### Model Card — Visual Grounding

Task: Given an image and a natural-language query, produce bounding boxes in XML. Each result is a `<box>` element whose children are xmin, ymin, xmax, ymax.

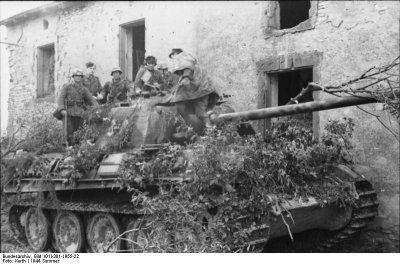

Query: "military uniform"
<box><xmin>134</xmin><ymin>65</ymin><xmax>164</xmax><ymax>91</ymax></box>
<box><xmin>161</xmin><ymin>71</ymin><xmax>178</xmax><ymax>92</ymax></box>
<box><xmin>82</xmin><ymin>75</ymin><xmax>102</xmax><ymax>96</ymax></box>
<box><xmin>57</xmin><ymin>79</ymin><xmax>98</xmax><ymax>145</ymax></box>
<box><xmin>102</xmin><ymin>77</ymin><xmax>130</xmax><ymax>103</ymax></box>
<box><xmin>166</xmin><ymin>51</ymin><xmax>219</xmax><ymax>134</ymax></box>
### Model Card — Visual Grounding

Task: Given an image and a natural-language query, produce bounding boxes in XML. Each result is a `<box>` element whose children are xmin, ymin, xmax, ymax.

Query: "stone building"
<box><xmin>1</xmin><ymin>1</ymin><xmax>399</xmax><ymax>250</ymax></box>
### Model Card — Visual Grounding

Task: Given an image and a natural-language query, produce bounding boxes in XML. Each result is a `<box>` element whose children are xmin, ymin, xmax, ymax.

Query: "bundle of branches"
<box><xmin>1</xmin><ymin>102</ymin><xmax>64</xmax><ymax>160</ymax></box>
<box><xmin>69</xmin><ymin>103</ymin><xmax>144</xmax><ymax>173</ymax></box>
<box><xmin>290</xmin><ymin>56</ymin><xmax>399</xmax><ymax>139</ymax></box>
<box><xmin>120</xmin><ymin>144</ymin><xmax>187</xmax><ymax>186</ymax></box>
<box><xmin>118</xmin><ymin>118</ymin><xmax>357</xmax><ymax>252</ymax></box>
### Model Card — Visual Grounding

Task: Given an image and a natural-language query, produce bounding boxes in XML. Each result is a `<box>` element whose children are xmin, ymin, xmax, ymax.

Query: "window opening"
<box><xmin>43</xmin><ymin>19</ymin><xmax>49</xmax><ymax>30</ymax></box>
<box><xmin>279</xmin><ymin>1</ymin><xmax>310</xmax><ymax>29</ymax></box>
<box><xmin>37</xmin><ymin>44</ymin><xmax>55</xmax><ymax>98</ymax></box>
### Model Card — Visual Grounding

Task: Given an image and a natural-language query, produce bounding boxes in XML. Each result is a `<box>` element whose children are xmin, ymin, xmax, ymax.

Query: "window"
<box><xmin>279</xmin><ymin>1</ymin><xmax>310</xmax><ymax>30</ymax></box>
<box><xmin>43</xmin><ymin>19</ymin><xmax>49</xmax><ymax>30</ymax></box>
<box><xmin>263</xmin><ymin>1</ymin><xmax>317</xmax><ymax>37</ymax></box>
<box><xmin>37</xmin><ymin>44</ymin><xmax>55</xmax><ymax>98</ymax></box>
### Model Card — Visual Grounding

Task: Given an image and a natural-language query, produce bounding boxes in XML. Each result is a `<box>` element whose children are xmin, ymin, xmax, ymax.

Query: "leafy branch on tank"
<box><xmin>110</xmin><ymin>118</ymin><xmax>359</xmax><ymax>252</ymax></box>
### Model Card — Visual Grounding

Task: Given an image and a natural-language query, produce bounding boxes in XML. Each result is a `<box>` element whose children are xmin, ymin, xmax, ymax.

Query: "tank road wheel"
<box><xmin>86</xmin><ymin>213</ymin><xmax>122</xmax><ymax>253</ymax></box>
<box><xmin>125</xmin><ymin>217</ymin><xmax>151</xmax><ymax>252</ymax></box>
<box><xmin>8</xmin><ymin>205</ymin><xmax>28</xmax><ymax>245</ymax></box>
<box><xmin>52</xmin><ymin>211</ymin><xmax>85</xmax><ymax>253</ymax></box>
<box><xmin>24</xmin><ymin>207</ymin><xmax>51</xmax><ymax>251</ymax></box>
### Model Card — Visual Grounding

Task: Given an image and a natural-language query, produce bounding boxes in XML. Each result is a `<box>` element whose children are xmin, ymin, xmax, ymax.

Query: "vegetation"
<box><xmin>115</xmin><ymin>118</ymin><xmax>357</xmax><ymax>252</ymax></box>
<box><xmin>1</xmin><ymin>102</ymin><xmax>64</xmax><ymax>159</ymax></box>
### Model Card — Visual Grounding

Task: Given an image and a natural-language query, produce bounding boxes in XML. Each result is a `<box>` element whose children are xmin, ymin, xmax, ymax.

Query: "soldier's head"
<box><xmin>157</xmin><ymin>61</ymin><xmax>169</xmax><ymax>74</ymax></box>
<box><xmin>86</xmin><ymin>61</ymin><xmax>96</xmax><ymax>75</ymax></box>
<box><xmin>71</xmin><ymin>69</ymin><xmax>84</xmax><ymax>82</ymax></box>
<box><xmin>111</xmin><ymin>67</ymin><xmax>122</xmax><ymax>78</ymax></box>
<box><xmin>145</xmin><ymin>56</ymin><xmax>157</xmax><ymax>71</ymax></box>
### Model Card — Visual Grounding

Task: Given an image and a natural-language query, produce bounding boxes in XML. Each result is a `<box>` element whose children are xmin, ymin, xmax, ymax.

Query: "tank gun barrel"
<box><xmin>212</xmin><ymin>95</ymin><xmax>377</xmax><ymax>122</ymax></box>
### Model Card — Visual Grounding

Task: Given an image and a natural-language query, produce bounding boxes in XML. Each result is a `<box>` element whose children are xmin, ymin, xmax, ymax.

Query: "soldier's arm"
<box><xmin>100</xmin><ymin>82</ymin><xmax>109</xmax><ymax>98</ymax></box>
<box><xmin>124</xmin><ymin>80</ymin><xmax>130</xmax><ymax>96</ymax></box>
<box><xmin>96</xmin><ymin>77</ymin><xmax>102</xmax><ymax>95</ymax></box>
<box><xmin>155</xmin><ymin>71</ymin><xmax>165</xmax><ymax>90</ymax></box>
<box><xmin>56</xmin><ymin>84</ymin><xmax>68</xmax><ymax>110</ymax></box>
<box><xmin>157</xmin><ymin>71</ymin><xmax>165</xmax><ymax>84</ymax></box>
<box><xmin>83</xmin><ymin>87</ymin><xmax>99</xmax><ymax>106</ymax></box>
<box><xmin>182</xmin><ymin>68</ymin><xmax>194</xmax><ymax>81</ymax></box>
<box><xmin>134</xmin><ymin>67</ymin><xmax>145</xmax><ymax>89</ymax></box>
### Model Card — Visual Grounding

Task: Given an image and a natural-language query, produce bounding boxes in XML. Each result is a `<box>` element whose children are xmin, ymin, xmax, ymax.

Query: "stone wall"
<box><xmin>5</xmin><ymin>1</ymin><xmax>399</xmax><ymax>251</ymax></box>
<box><xmin>6</xmin><ymin>1</ymin><xmax>200</xmax><ymax>134</ymax></box>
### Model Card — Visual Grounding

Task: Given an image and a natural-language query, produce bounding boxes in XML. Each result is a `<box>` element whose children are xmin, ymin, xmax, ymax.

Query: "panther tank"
<box><xmin>2</xmin><ymin>91</ymin><xmax>379</xmax><ymax>253</ymax></box>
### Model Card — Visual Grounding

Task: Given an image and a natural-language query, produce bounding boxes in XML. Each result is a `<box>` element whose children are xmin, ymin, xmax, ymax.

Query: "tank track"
<box><xmin>317</xmin><ymin>177</ymin><xmax>379</xmax><ymax>250</ymax></box>
<box><xmin>8</xmin><ymin>197</ymin><xmax>269</xmax><ymax>252</ymax></box>
<box><xmin>8</xmin><ymin>168</ymin><xmax>377</xmax><ymax>253</ymax></box>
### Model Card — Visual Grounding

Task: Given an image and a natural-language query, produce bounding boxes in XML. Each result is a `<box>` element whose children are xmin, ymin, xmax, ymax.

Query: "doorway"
<box><xmin>119</xmin><ymin>19</ymin><xmax>145</xmax><ymax>82</ymax></box>
<box><xmin>275</xmin><ymin>67</ymin><xmax>313</xmax><ymax>128</ymax></box>
<box><xmin>277</xmin><ymin>68</ymin><xmax>313</xmax><ymax>106</ymax></box>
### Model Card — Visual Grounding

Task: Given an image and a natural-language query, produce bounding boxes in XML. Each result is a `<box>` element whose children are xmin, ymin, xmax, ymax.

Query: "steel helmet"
<box><xmin>170</xmin><ymin>51</ymin><xmax>197</xmax><ymax>73</ymax></box>
<box><xmin>111</xmin><ymin>66</ymin><xmax>123</xmax><ymax>76</ymax></box>
<box><xmin>157</xmin><ymin>61</ymin><xmax>168</xmax><ymax>70</ymax></box>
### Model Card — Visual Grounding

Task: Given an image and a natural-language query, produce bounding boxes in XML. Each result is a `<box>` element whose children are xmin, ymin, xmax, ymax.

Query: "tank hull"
<box><xmin>4</xmin><ymin>163</ymin><xmax>378</xmax><ymax>252</ymax></box>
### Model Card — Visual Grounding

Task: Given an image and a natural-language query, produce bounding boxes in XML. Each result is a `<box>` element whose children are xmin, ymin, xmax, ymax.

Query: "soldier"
<box><xmin>168</xmin><ymin>49</ymin><xmax>219</xmax><ymax>134</ymax></box>
<box><xmin>82</xmin><ymin>61</ymin><xmax>102</xmax><ymax>100</ymax></box>
<box><xmin>101</xmin><ymin>67</ymin><xmax>130</xmax><ymax>104</ymax></box>
<box><xmin>157</xmin><ymin>61</ymin><xmax>177</xmax><ymax>92</ymax></box>
<box><xmin>57</xmin><ymin>69</ymin><xmax>99</xmax><ymax>145</ymax></box>
<box><xmin>134</xmin><ymin>56</ymin><xmax>164</xmax><ymax>93</ymax></box>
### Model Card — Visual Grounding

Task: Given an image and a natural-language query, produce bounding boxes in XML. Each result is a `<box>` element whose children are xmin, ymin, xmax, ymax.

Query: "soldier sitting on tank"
<box><xmin>157</xmin><ymin>61</ymin><xmax>178</xmax><ymax>92</ymax></box>
<box><xmin>134</xmin><ymin>56</ymin><xmax>164</xmax><ymax>94</ymax></box>
<box><xmin>167</xmin><ymin>48</ymin><xmax>219</xmax><ymax>135</ymax></box>
<box><xmin>56</xmin><ymin>69</ymin><xmax>99</xmax><ymax>146</ymax></box>
<box><xmin>100</xmin><ymin>67</ymin><xmax>130</xmax><ymax>104</ymax></box>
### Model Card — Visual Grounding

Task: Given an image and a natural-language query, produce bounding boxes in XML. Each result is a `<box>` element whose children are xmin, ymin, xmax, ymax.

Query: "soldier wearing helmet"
<box><xmin>157</xmin><ymin>61</ymin><xmax>177</xmax><ymax>92</ymax></box>
<box><xmin>134</xmin><ymin>56</ymin><xmax>164</xmax><ymax>93</ymax></box>
<box><xmin>166</xmin><ymin>49</ymin><xmax>219</xmax><ymax>134</ymax></box>
<box><xmin>56</xmin><ymin>68</ymin><xmax>99</xmax><ymax>145</ymax></box>
<box><xmin>100</xmin><ymin>66</ymin><xmax>130</xmax><ymax>103</ymax></box>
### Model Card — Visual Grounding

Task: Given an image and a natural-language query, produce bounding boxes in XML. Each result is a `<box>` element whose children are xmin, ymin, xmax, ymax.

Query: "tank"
<box><xmin>2</xmin><ymin>91</ymin><xmax>379</xmax><ymax>253</ymax></box>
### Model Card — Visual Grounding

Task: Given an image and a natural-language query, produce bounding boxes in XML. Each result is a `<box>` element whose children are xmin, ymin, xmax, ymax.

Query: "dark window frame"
<box><xmin>262</xmin><ymin>1</ymin><xmax>319</xmax><ymax>38</ymax></box>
